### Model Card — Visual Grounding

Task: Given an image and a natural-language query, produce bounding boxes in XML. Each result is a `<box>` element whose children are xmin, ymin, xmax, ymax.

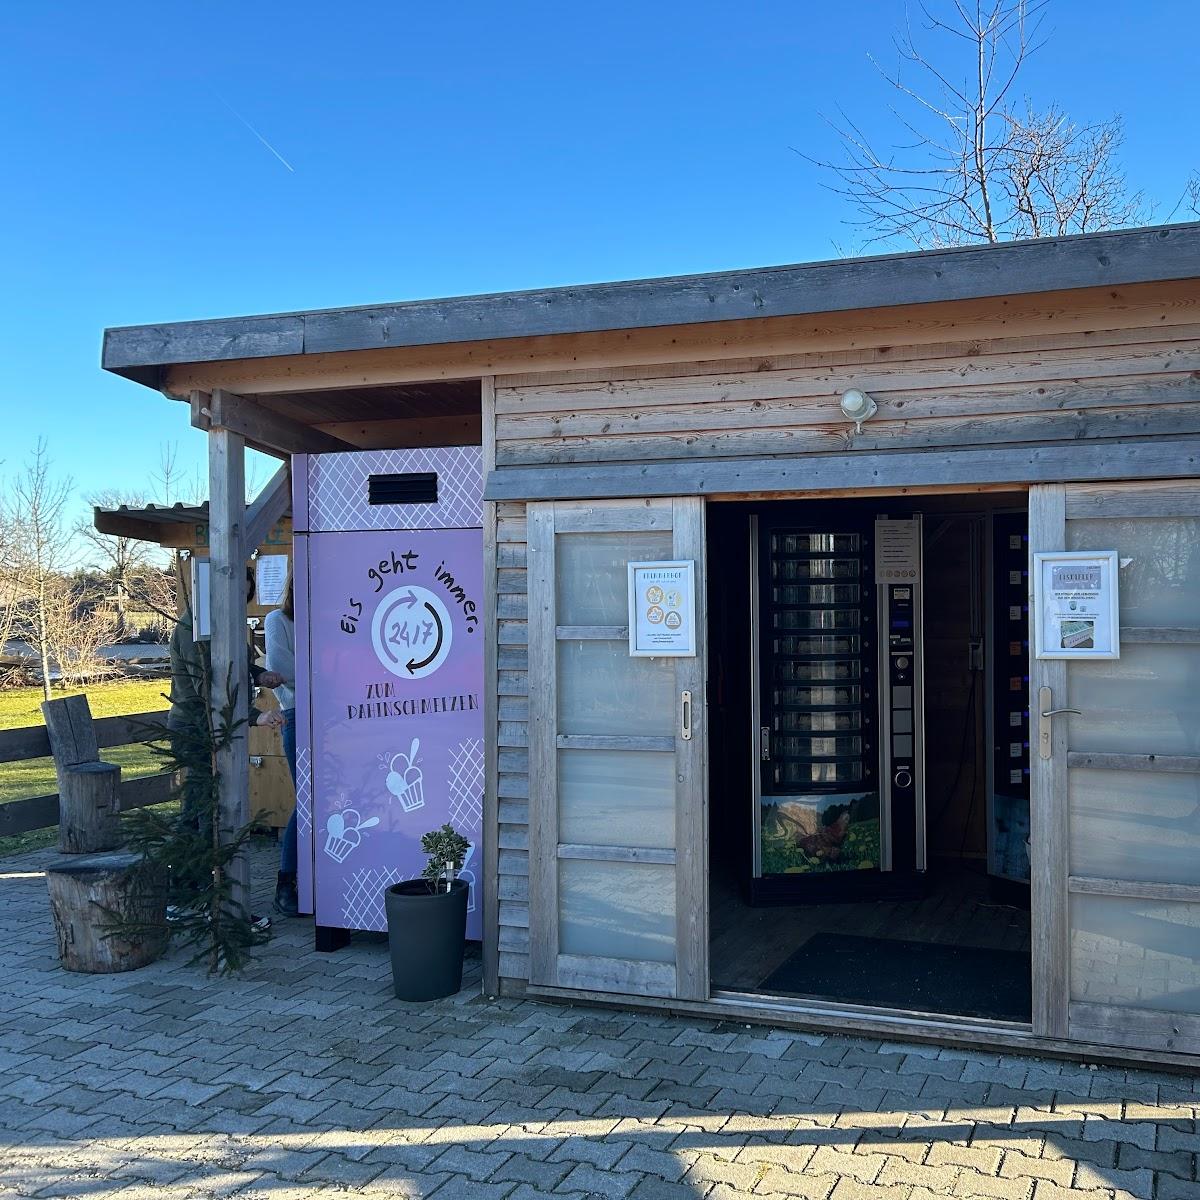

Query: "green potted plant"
<box><xmin>384</xmin><ymin>823</ymin><xmax>471</xmax><ymax>1001</ymax></box>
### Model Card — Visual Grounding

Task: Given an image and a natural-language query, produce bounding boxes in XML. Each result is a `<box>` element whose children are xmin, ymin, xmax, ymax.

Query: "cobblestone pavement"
<box><xmin>2</xmin><ymin>842</ymin><xmax>1198</xmax><ymax>1200</ymax></box>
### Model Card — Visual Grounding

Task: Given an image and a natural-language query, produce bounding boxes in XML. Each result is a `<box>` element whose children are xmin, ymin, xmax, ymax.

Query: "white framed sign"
<box><xmin>627</xmin><ymin>560</ymin><xmax>696</xmax><ymax>657</ymax></box>
<box><xmin>190</xmin><ymin>557</ymin><xmax>212</xmax><ymax>642</ymax></box>
<box><xmin>1033</xmin><ymin>550</ymin><xmax>1119</xmax><ymax>659</ymax></box>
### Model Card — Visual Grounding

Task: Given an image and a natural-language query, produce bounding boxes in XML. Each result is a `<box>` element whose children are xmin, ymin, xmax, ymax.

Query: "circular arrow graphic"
<box><xmin>371</xmin><ymin>586</ymin><xmax>453</xmax><ymax>680</ymax></box>
<box><xmin>406</xmin><ymin>603</ymin><xmax>444</xmax><ymax>674</ymax></box>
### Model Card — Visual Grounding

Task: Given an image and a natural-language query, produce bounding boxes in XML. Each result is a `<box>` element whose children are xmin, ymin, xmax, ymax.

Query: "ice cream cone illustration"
<box><xmin>386</xmin><ymin>738</ymin><xmax>426</xmax><ymax>813</ymax></box>
<box><xmin>324</xmin><ymin>809</ymin><xmax>380</xmax><ymax>862</ymax></box>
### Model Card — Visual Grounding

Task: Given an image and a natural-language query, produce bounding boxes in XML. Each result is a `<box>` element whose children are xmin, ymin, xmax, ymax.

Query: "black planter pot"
<box><xmin>384</xmin><ymin>878</ymin><xmax>468</xmax><ymax>1001</ymax></box>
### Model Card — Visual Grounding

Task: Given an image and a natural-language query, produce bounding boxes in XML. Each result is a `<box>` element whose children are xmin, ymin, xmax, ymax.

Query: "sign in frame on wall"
<box><xmin>190</xmin><ymin>557</ymin><xmax>211</xmax><ymax>641</ymax></box>
<box><xmin>1033</xmin><ymin>550</ymin><xmax>1120</xmax><ymax>660</ymax></box>
<box><xmin>627</xmin><ymin>560</ymin><xmax>696</xmax><ymax>657</ymax></box>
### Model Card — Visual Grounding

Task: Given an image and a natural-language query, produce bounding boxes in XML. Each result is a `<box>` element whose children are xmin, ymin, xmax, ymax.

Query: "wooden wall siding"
<box><xmin>494</xmin><ymin>500</ymin><xmax>532</xmax><ymax>983</ymax></box>
<box><xmin>494</xmin><ymin>321</ymin><xmax>1200</xmax><ymax>470</ymax></box>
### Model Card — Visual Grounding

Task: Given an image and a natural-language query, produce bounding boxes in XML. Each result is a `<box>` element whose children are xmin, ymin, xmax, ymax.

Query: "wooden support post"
<box><xmin>208</xmin><ymin>425</ymin><xmax>252</xmax><ymax>917</ymax></box>
<box><xmin>481</xmin><ymin>375</ymin><xmax>500</xmax><ymax>997</ymax></box>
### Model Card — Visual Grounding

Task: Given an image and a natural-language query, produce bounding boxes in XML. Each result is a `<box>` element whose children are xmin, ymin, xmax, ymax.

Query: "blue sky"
<box><xmin>1</xmin><ymin>1</ymin><xmax>1197</xmax><ymax>551</ymax></box>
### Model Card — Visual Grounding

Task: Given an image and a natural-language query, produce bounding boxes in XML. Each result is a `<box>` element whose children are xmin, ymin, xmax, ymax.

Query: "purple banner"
<box><xmin>302</xmin><ymin>524</ymin><xmax>484</xmax><ymax>937</ymax></box>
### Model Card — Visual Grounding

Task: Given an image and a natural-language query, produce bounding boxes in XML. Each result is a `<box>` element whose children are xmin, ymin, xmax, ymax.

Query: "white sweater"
<box><xmin>264</xmin><ymin>609</ymin><xmax>297</xmax><ymax>710</ymax></box>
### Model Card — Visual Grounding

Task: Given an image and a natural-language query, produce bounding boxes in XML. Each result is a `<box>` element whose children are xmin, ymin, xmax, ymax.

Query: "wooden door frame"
<box><xmin>1028</xmin><ymin>483</ymin><xmax>1070</xmax><ymax>1039</ymax></box>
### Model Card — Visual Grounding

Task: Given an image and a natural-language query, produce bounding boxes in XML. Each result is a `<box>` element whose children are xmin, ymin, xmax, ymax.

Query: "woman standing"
<box><xmin>265</xmin><ymin>575</ymin><xmax>300</xmax><ymax>917</ymax></box>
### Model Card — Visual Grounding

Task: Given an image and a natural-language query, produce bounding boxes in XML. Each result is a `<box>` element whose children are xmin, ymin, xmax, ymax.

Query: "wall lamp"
<box><xmin>840</xmin><ymin>388</ymin><xmax>878</xmax><ymax>434</ymax></box>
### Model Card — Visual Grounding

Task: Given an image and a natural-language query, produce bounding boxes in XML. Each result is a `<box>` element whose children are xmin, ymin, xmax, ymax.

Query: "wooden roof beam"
<box><xmin>243</xmin><ymin>466</ymin><xmax>291</xmax><ymax>561</ymax></box>
<box><xmin>193</xmin><ymin>389</ymin><xmax>356</xmax><ymax>457</ymax></box>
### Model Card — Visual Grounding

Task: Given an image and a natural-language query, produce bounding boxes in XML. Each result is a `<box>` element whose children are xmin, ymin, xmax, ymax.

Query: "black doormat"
<box><xmin>759</xmin><ymin>932</ymin><xmax>1032</xmax><ymax>1022</ymax></box>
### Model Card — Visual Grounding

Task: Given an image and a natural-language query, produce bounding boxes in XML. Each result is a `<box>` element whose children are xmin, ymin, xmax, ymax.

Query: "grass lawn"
<box><xmin>0</xmin><ymin>677</ymin><xmax>170</xmax><ymax>730</ymax></box>
<box><xmin>0</xmin><ymin>678</ymin><xmax>172</xmax><ymax>857</ymax></box>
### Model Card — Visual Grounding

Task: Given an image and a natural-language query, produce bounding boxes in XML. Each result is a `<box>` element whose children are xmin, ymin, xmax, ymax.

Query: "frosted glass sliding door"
<box><xmin>527</xmin><ymin>499</ymin><xmax>708</xmax><ymax>1000</ymax></box>
<box><xmin>1031</xmin><ymin>482</ymin><xmax>1200</xmax><ymax>1053</ymax></box>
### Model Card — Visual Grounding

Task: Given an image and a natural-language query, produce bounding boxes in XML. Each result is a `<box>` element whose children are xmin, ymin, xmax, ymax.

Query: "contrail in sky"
<box><xmin>215</xmin><ymin>93</ymin><xmax>295</xmax><ymax>173</ymax></box>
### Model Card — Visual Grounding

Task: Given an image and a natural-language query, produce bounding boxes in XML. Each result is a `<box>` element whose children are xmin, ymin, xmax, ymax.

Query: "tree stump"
<box><xmin>46</xmin><ymin>853</ymin><xmax>166</xmax><ymax>973</ymax></box>
<box><xmin>59</xmin><ymin>762</ymin><xmax>122</xmax><ymax>853</ymax></box>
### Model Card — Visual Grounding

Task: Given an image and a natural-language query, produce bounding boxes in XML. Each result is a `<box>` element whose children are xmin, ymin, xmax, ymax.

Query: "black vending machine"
<box><xmin>750</xmin><ymin>508</ymin><xmax>926</xmax><ymax>903</ymax></box>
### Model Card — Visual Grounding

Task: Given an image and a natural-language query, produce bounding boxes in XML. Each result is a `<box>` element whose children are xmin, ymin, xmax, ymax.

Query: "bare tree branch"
<box><xmin>807</xmin><ymin>0</ymin><xmax>1145</xmax><ymax>248</ymax></box>
<box><xmin>77</xmin><ymin>489</ymin><xmax>176</xmax><ymax>641</ymax></box>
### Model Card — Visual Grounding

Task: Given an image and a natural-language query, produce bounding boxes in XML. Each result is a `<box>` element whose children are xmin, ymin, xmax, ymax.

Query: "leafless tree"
<box><xmin>78</xmin><ymin>488</ymin><xmax>160</xmax><ymax>637</ymax></box>
<box><xmin>79</xmin><ymin>488</ymin><xmax>178</xmax><ymax>639</ymax></box>
<box><xmin>155</xmin><ymin>442</ymin><xmax>182</xmax><ymax>505</ymax></box>
<box><xmin>0</xmin><ymin>502</ymin><xmax>22</xmax><ymax>685</ymax></box>
<box><xmin>44</xmin><ymin>576</ymin><xmax>119</xmax><ymax>689</ymax></box>
<box><xmin>4</xmin><ymin>441</ymin><xmax>79</xmax><ymax>700</ymax></box>
<box><xmin>155</xmin><ymin>440</ymin><xmax>209</xmax><ymax>508</ymax></box>
<box><xmin>124</xmin><ymin>564</ymin><xmax>179</xmax><ymax>635</ymax></box>
<box><xmin>809</xmin><ymin>1</ymin><xmax>1146</xmax><ymax>247</ymax></box>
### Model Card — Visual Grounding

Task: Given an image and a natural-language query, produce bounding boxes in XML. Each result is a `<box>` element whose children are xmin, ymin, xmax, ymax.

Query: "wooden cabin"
<box><xmin>102</xmin><ymin>221</ymin><xmax>1200</xmax><ymax>1067</ymax></box>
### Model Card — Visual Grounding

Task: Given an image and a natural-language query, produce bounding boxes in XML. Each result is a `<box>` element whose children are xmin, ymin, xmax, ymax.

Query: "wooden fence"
<box><xmin>0</xmin><ymin>709</ymin><xmax>173</xmax><ymax>838</ymax></box>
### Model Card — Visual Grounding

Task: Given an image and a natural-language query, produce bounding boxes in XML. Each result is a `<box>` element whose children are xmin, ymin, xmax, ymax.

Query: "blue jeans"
<box><xmin>279</xmin><ymin>708</ymin><xmax>298</xmax><ymax>875</ymax></box>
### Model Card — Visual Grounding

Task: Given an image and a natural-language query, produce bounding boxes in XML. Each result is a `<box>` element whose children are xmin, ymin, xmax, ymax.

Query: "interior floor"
<box><xmin>709</xmin><ymin>860</ymin><xmax>1032</xmax><ymax>1021</ymax></box>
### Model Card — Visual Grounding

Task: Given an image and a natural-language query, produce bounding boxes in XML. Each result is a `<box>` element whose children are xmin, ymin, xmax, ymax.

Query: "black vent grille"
<box><xmin>368</xmin><ymin>472</ymin><xmax>438</xmax><ymax>506</ymax></box>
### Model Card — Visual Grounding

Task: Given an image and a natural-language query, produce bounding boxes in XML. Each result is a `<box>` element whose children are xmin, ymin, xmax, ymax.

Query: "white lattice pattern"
<box><xmin>341</xmin><ymin>867</ymin><xmax>409</xmax><ymax>932</ymax></box>
<box><xmin>447</xmin><ymin>739</ymin><xmax>484</xmax><ymax>836</ymax></box>
<box><xmin>308</xmin><ymin>447</ymin><xmax>482</xmax><ymax>533</ymax></box>
<box><xmin>296</xmin><ymin>746</ymin><xmax>312</xmax><ymax>839</ymax></box>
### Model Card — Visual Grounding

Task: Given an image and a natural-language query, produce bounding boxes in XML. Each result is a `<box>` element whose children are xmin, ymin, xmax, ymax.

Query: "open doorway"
<box><xmin>707</xmin><ymin>493</ymin><xmax>1033</xmax><ymax>1023</ymax></box>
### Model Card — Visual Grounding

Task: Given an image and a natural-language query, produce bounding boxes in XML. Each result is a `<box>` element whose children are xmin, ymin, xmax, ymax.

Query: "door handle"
<box><xmin>1037</xmin><ymin>686</ymin><xmax>1079</xmax><ymax>760</ymax></box>
<box><xmin>680</xmin><ymin>691</ymin><xmax>692</xmax><ymax>741</ymax></box>
<box><xmin>760</xmin><ymin>726</ymin><xmax>771</xmax><ymax>761</ymax></box>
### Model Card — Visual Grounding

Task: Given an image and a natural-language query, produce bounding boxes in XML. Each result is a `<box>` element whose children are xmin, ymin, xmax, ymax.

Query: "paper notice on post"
<box><xmin>255</xmin><ymin>554</ymin><xmax>289</xmax><ymax>607</ymax></box>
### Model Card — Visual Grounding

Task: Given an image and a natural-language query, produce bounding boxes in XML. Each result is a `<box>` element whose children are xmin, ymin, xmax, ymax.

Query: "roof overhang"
<box><xmin>103</xmin><ymin>222</ymin><xmax>1200</xmax><ymax>390</ymax></box>
<box><xmin>93</xmin><ymin>502</ymin><xmax>211</xmax><ymax>543</ymax></box>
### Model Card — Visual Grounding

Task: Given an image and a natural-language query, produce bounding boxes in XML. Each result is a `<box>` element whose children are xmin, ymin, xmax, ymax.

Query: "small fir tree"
<box><xmin>114</xmin><ymin>660</ymin><xmax>270</xmax><ymax>974</ymax></box>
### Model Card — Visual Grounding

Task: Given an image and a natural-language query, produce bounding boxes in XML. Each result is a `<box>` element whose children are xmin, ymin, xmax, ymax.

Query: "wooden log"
<box><xmin>59</xmin><ymin>762</ymin><xmax>122</xmax><ymax>853</ymax></box>
<box><xmin>46</xmin><ymin>853</ymin><xmax>166</xmax><ymax>973</ymax></box>
<box><xmin>41</xmin><ymin>694</ymin><xmax>100</xmax><ymax>784</ymax></box>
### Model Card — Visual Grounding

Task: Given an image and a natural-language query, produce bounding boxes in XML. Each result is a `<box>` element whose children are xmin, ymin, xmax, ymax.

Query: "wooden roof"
<box><xmin>93</xmin><ymin>502</ymin><xmax>210</xmax><ymax>541</ymax></box>
<box><xmin>103</xmin><ymin>223</ymin><xmax>1200</xmax><ymax>389</ymax></box>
